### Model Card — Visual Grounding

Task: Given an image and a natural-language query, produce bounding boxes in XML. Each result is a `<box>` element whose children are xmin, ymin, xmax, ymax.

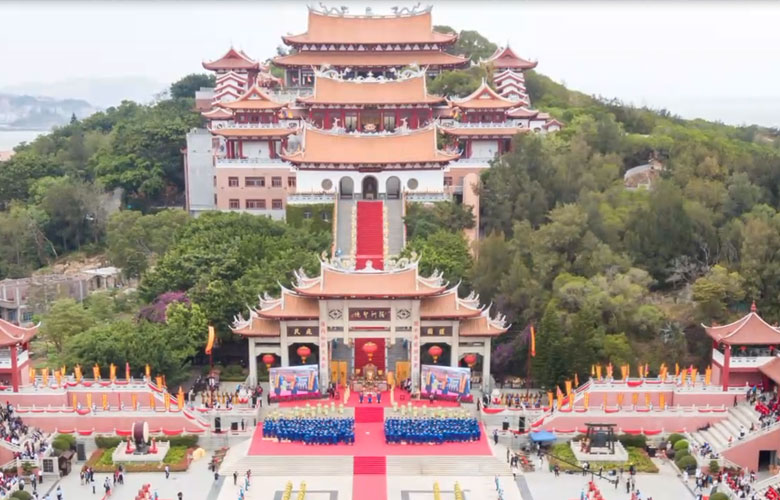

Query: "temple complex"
<box><xmin>184</xmin><ymin>4</ymin><xmax>562</xmax><ymax>221</ymax></box>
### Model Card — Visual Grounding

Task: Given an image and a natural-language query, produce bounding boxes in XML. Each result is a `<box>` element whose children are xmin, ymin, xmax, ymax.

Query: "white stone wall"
<box><xmin>295</xmin><ymin>169</ymin><xmax>443</xmax><ymax>195</ymax></box>
<box><xmin>470</xmin><ymin>139</ymin><xmax>499</xmax><ymax>159</ymax></box>
<box><xmin>242</xmin><ymin>140</ymin><xmax>270</xmax><ymax>159</ymax></box>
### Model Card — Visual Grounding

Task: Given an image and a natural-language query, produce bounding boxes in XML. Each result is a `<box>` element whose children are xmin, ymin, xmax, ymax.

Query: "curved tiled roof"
<box><xmin>220</xmin><ymin>84</ymin><xmax>284</xmax><ymax>111</ymax></box>
<box><xmin>440</xmin><ymin>126</ymin><xmax>528</xmax><ymax>138</ymax></box>
<box><xmin>0</xmin><ymin>318</ymin><xmax>38</xmax><ymax>347</ymax></box>
<box><xmin>704</xmin><ymin>305</ymin><xmax>780</xmax><ymax>345</ymax></box>
<box><xmin>298</xmin><ymin>73</ymin><xmax>444</xmax><ymax>106</ymax></box>
<box><xmin>281</xmin><ymin>125</ymin><xmax>459</xmax><ymax>166</ymax></box>
<box><xmin>420</xmin><ymin>287</ymin><xmax>481</xmax><ymax>319</ymax></box>
<box><xmin>203</xmin><ymin>47</ymin><xmax>260</xmax><ymax>71</ymax></box>
<box><xmin>484</xmin><ymin>46</ymin><xmax>537</xmax><ymax>70</ymax></box>
<box><xmin>231</xmin><ymin>312</ymin><xmax>281</xmax><ymax>337</ymax></box>
<box><xmin>293</xmin><ymin>264</ymin><xmax>446</xmax><ymax>298</ymax></box>
<box><xmin>451</xmin><ymin>80</ymin><xmax>518</xmax><ymax>110</ymax></box>
<box><xmin>256</xmin><ymin>290</ymin><xmax>319</xmax><ymax>319</ymax></box>
<box><xmin>283</xmin><ymin>9</ymin><xmax>457</xmax><ymax>45</ymax></box>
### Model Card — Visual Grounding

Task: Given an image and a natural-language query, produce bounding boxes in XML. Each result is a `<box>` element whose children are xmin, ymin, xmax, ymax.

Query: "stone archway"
<box><xmin>339</xmin><ymin>176</ymin><xmax>354</xmax><ymax>199</ymax></box>
<box><xmin>386</xmin><ymin>176</ymin><xmax>401</xmax><ymax>199</ymax></box>
<box><xmin>362</xmin><ymin>176</ymin><xmax>378</xmax><ymax>200</ymax></box>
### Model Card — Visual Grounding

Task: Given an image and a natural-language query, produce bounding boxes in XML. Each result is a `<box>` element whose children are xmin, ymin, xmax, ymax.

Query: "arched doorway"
<box><xmin>362</xmin><ymin>176</ymin><xmax>378</xmax><ymax>200</ymax></box>
<box><xmin>386</xmin><ymin>176</ymin><xmax>401</xmax><ymax>199</ymax></box>
<box><xmin>339</xmin><ymin>177</ymin><xmax>354</xmax><ymax>199</ymax></box>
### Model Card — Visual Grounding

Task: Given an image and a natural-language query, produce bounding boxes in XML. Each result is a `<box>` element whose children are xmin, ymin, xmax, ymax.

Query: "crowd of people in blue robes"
<box><xmin>384</xmin><ymin>417</ymin><xmax>481</xmax><ymax>444</ymax></box>
<box><xmin>263</xmin><ymin>417</ymin><xmax>355</xmax><ymax>445</ymax></box>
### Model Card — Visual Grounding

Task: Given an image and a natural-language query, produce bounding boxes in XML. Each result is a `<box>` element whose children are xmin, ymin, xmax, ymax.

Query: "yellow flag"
<box><xmin>156</xmin><ymin>376</ymin><xmax>163</xmax><ymax>388</ymax></box>
<box><xmin>632</xmin><ymin>393</ymin><xmax>638</xmax><ymax>405</ymax></box>
<box><xmin>150</xmin><ymin>393</ymin><xmax>155</xmax><ymax>409</ymax></box>
<box><xmin>565</xmin><ymin>380</ymin><xmax>572</xmax><ymax>396</ymax></box>
<box><xmin>55</xmin><ymin>370</ymin><xmax>62</xmax><ymax>387</ymax></box>
<box><xmin>574</xmin><ymin>373</ymin><xmax>580</xmax><ymax>388</ymax></box>
<box><xmin>659</xmin><ymin>393</ymin><xmax>665</xmax><ymax>409</ymax></box>
<box><xmin>584</xmin><ymin>392</ymin><xmax>590</xmax><ymax>410</ymax></box>
<box><xmin>645</xmin><ymin>393</ymin><xmax>651</xmax><ymax>407</ymax></box>
<box><xmin>547</xmin><ymin>392</ymin><xmax>553</xmax><ymax>408</ymax></box>
<box><xmin>131</xmin><ymin>394</ymin><xmax>137</xmax><ymax>410</ymax></box>
<box><xmin>72</xmin><ymin>393</ymin><xmax>78</xmax><ymax>410</ymax></box>
<box><xmin>617</xmin><ymin>393</ymin><xmax>624</xmax><ymax>406</ymax></box>
<box><xmin>164</xmin><ymin>393</ymin><xmax>170</xmax><ymax>411</ymax></box>
<box><xmin>596</xmin><ymin>365</ymin><xmax>602</xmax><ymax>380</ymax></box>
<box><xmin>102</xmin><ymin>393</ymin><xmax>108</xmax><ymax>410</ymax></box>
<box><xmin>29</xmin><ymin>367</ymin><xmax>35</xmax><ymax>382</ymax></box>
<box><xmin>86</xmin><ymin>393</ymin><xmax>92</xmax><ymax>408</ymax></box>
<box><xmin>41</xmin><ymin>367</ymin><xmax>49</xmax><ymax>386</ymax></box>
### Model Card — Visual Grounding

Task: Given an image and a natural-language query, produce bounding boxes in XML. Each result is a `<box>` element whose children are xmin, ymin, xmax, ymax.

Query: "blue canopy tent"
<box><xmin>529</xmin><ymin>430</ymin><xmax>557</xmax><ymax>443</ymax></box>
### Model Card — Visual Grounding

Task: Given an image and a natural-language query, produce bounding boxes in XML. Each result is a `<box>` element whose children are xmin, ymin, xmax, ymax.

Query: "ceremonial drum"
<box><xmin>132</xmin><ymin>421</ymin><xmax>149</xmax><ymax>447</ymax></box>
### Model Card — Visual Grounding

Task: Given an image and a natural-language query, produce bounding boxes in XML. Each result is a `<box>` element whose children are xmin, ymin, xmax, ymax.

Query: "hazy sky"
<box><xmin>2</xmin><ymin>1</ymin><xmax>779</xmax><ymax>126</ymax></box>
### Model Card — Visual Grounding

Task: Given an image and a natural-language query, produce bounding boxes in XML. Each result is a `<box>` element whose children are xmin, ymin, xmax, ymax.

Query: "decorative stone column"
<box><xmin>482</xmin><ymin>338</ymin><xmax>492</xmax><ymax>394</ymax></box>
<box><xmin>411</xmin><ymin>301</ymin><xmax>421</xmax><ymax>392</ymax></box>
<box><xmin>450</xmin><ymin>322</ymin><xmax>460</xmax><ymax>368</ymax></box>
<box><xmin>247</xmin><ymin>340</ymin><xmax>257</xmax><ymax>386</ymax></box>
<box><xmin>318</xmin><ymin>301</ymin><xmax>329</xmax><ymax>392</ymax></box>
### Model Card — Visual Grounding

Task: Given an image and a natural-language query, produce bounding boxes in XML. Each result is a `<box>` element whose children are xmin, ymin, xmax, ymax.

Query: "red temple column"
<box><xmin>10</xmin><ymin>345</ymin><xmax>19</xmax><ymax>392</ymax></box>
<box><xmin>722</xmin><ymin>344</ymin><xmax>731</xmax><ymax>391</ymax></box>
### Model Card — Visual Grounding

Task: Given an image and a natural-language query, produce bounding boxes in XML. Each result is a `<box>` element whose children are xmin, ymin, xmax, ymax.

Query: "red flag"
<box><xmin>530</xmin><ymin>325</ymin><xmax>536</xmax><ymax>358</ymax></box>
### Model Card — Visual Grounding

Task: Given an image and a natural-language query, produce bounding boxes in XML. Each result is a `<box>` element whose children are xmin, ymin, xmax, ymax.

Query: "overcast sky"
<box><xmin>1</xmin><ymin>1</ymin><xmax>779</xmax><ymax>126</ymax></box>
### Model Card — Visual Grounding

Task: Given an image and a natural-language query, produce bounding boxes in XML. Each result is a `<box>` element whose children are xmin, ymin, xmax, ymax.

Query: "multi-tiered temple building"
<box><xmin>184</xmin><ymin>4</ymin><xmax>559</xmax><ymax>220</ymax></box>
<box><xmin>182</xmin><ymin>4</ymin><xmax>560</xmax><ymax>392</ymax></box>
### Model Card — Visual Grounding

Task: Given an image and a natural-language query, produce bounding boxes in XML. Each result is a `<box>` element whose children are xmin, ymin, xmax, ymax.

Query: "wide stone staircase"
<box><xmin>385</xmin><ymin>198</ymin><xmax>404</xmax><ymax>255</ymax></box>
<box><xmin>335</xmin><ymin>196</ymin><xmax>354</xmax><ymax>257</ymax></box>
<box><xmin>386</xmin><ymin>456</ymin><xmax>511</xmax><ymax>476</ymax></box>
<box><xmin>688</xmin><ymin>402</ymin><xmax>761</xmax><ymax>452</ymax></box>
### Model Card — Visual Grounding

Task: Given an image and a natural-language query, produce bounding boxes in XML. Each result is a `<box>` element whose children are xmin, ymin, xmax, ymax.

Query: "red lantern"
<box><xmin>428</xmin><ymin>345</ymin><xmax>443</xmax><ymax>363</ymax></box>
<box><xmin>463</xmin><ymin>353</ymin><xmax>477</xmax><ymax>368</ymax></box>
<box><xmin>297</xmin><ymin>345</ymin><xmax>311</xmax><ymax>363</ymax></box>
<box><xmin>740</xmin><ymin>346</ymin><xmax>747</xmax><ymax>352</ymax></box>
<box><xmin>362</xmin><ymin>342</ymin><xmax>378</xmax><ymax>361</ymax></box>
<box><xmin>262</xmin><ymin>354</ymin><xmax>275</xmax><ymax>369</ymax></box>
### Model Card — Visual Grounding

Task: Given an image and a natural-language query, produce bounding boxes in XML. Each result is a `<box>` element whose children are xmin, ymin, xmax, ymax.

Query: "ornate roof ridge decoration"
<box><xmin>219</xmin><ymin>82</ymin><xmax>285</xmax><ymax>110</ymax></box>
<box><xmin>318</xmin><ymin>250</ymin><xmax>421</xmax><ymax>273</ymax></box>
<box><xmin>481</xmin><ymin>305</ymin><xmax>509</xmax><ymax>330</ymax></box>
<box><xmin>216</xmin><ymin>71</ymin><xmax>249</xmax><ymax>82</ymax></box>
<box><xmin>309</xmin><ymin>3</ymin><xmax>433</xmax><ymax>18</ymax></box>
<box><xmin>314</xmin><ymin>65</ymin><xmax>427</xmax><ymax>82</ymax></box>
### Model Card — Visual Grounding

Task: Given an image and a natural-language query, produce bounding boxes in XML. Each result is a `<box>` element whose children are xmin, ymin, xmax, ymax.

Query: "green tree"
<box><xmin>169</xmin><ymin>73</ymin><xmax>216</xmax><ymax>99</ymax></box>
<box><xmin>39</xmin><ymin>298</ymin><xmax>96</xmax><ymax>355</ymax></box>
<box><xmin>404</xmin><ymin>201</ymin><xmax>474</xmax><ymax>241</ymax></box>
<box><xmin>692</xmin><ymin>265</ymin><xmax>746</xmax><ymax>322</ymax></box>
<box><xmin>403</xmin><ymin>230</ymin><xmax>473</xmax><ymax>289</ymax></box>
<box><xmin>107</xmin><ymin>209</ymin><xmax>190</xmax><ymax>277</ymax></box>
<box><xmin>427</xmin><ymin>66</ymin><xmax>490</xmax><ymax>98</ymax></box>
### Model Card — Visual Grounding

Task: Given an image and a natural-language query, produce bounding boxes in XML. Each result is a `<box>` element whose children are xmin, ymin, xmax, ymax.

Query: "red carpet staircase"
<box><xmin>353</xmin><ymin>405</ymin><xmax>387</xmax><ymax>500</ymax></box>
<box><xmin>355</xmin><ymin>201</ymin><xmax>384</xmax><ymax>270</ymax></box>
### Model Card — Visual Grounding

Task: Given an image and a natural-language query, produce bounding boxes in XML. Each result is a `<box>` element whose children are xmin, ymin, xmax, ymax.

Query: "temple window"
<box><xmin>272</xmin><ymin>199</ymin><xmax>283</xmax><ymax>210</ymax></box>
<box><xmin>229</xmin><ymin>199</ymin><xmax>240</xmax><ymax>209</ymax></box>
<box><xmin>228</xmin><ymin>177</ymin><xmax>239</xmax><ymax>187</ymax></box>
<box><xmin>287</xmin><ymin>177</ymin><xmax>297</xmax><ymax>188</ymax></box>
<box><xmin>271</xmin><ymin>176</ymin><xmax>283</xmax><ymax>187</ymax></box>
<box><xmin>443</xmin><ymin>176</ymin><xmax>453</xmax><ymax>187</ymax></box>
<box><xmin>245</xmin><ymin>176</ymin><xmax>265</xmax><ymax>187</ymax></box>
<box><xmin>383</xmin><ymin>114</ymin><xmax>396</xmax><ymax>132</ymax></box>
<box><xmin>246</xmin><ymin>199</ymin><xmax>266</xmax><ymax>209</ymax></box>
<box><xmin>345</xmin><ymin>114</ymin><xmax>358</xmax><ymax>132</ymax></box>
<box><xmin>303</xmin><ymin>210</ymin><xmax>312</xmax><ymax>219</ymax></box>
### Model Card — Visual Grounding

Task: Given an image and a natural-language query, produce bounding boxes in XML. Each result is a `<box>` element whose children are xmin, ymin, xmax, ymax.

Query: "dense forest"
<box><xmin>3</xmin><ymin>29</ymin><xmax>780</xmax><ymax>387</ymax></box>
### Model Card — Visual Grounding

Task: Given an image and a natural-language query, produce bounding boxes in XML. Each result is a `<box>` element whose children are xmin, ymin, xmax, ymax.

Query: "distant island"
<box><xmin>0</xmin><ymin>93</ymin><xmax>98</xmax><ymax>130</ymax></box>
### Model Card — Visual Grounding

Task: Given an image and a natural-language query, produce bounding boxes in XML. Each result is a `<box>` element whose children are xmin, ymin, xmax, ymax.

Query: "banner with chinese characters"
<box><xmin>421</xmin><ymin>364</ymin><xmax>471</xmax><ymax>397</ymax></box>
<box><xmin>421</xmin><ymin>326</ymin><xmax>453</xmax><ymax>336</ymax></box>
<box><xmin>349</xmin><ymin>308</ymin><xmax>391</xmax><ymax>321</ymax></box>
<box><xmin>269</xmin><ymin>365</ymin><xmax>319</xmax><ymax>398</ymax></box>
<box><xmin>286</xmin><ymin>326</ymin><xmax>319</xmax><ymax>337</ymax></box>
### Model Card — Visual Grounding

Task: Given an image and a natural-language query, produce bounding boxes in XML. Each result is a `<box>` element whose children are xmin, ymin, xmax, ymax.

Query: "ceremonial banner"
<box><xmin>596</xmin><ymin>365</ymin><xmax>602</xmax><ymax>380</ymax></box>
<box><xmin>659</xmin><ymin>393</ymin><xmax>665</xmax><ymax>409</ymax></box>
<box><xmin>420</xmin><ymin>365</ymin><xmax>471</xmax><ymax>398</ymax></box>
<box><xmin>269</xmin><ymin>365</ymin><xmax>319</xmax><ymax>398</ymax></box>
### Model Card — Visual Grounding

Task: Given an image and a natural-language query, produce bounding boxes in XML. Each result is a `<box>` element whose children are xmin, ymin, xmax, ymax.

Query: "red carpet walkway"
<box><xmin>355</xmin><ymin>406</ymin><xmax>384</xmax><ymax>423</ymax></box>
<box><xmin>355</xmin><ymin>200</ymin><xmax>384</xmax><ymax>270</ymax></box>
<box><xmin>353</xmin><ymin>456</ymin><xmax>387</xmax><ymax>500</ymax></box>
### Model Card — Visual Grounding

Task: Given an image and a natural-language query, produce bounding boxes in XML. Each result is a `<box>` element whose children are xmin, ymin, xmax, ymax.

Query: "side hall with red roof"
<box><xmin>705</xmin><ymin>301</ymin><xmax>780</xmax><ymax>390</ymax></box>
<box><xmin>0</xmin><ymin>318</ymin><xmax>37</xmax><ymax>391</ymax></box>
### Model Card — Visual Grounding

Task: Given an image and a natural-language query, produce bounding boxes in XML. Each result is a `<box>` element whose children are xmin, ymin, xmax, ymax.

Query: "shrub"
<box><xmin>97</xmin><ymin>448</ymin><xmax>116</xmax><ymax>467</ymax></box>
<box><xmin>52</xmin><ymin>434</ymin><xmax>75</xmax><ymax>453</ymax></box>
<box><xmin>667</xmin><ymin>433</ymin><xmax>685</xmax><ymax>445</ymax></box>
<box><xmin>674</xmin><ymin>449</ymin><xmax>689</xmax><ymax>460</ymax></box>
<box><xmin>709</xmin><ymin>493</ymin><xmax>729</xmax><ymax>500</ymax></box>
<box><xmin>617</xmin><ymin>434</ymin><xmax>647</xmax><ymax>448</ymax></box>
<box><xmin>163</xmin><ymin>446</ymin><xmax>188</xmax><ymax>465</ymax></box>
<box><xmin>709</xmin><ymin>459</ymin><xmax>720</xmax><ymax>474</ymax></box>
<box><xmin>673</xmin><ymin>439</ymin><xmax>689</xmax><ymax>451</ymax></box>
<box><xmin>159</xmin><ymin>435</ymin><xmax>198</xmax><ymax>448</ymax></box>
<box><xmin>219</xmin><ymin>364</ymin><xmax>247</xmax><ymax>381</ymax></box>
<box><xmin>95</xmin><ymin>436</ymin><xmax>124</xmax><ymax>449</ymax></box>
<box><xmin>11</xmin><ymin>491</ymin><xmax>32</xmax><ymax>500</ymax></box>
<box><xmin>96</xmin><ymin>435</ymin><xmax>198</xmax><ymax>448</ymax></box>
<box><xmin>675</xmin><ymin>454</ymin><xmax>697</xmax><ymax>471</ymax></box>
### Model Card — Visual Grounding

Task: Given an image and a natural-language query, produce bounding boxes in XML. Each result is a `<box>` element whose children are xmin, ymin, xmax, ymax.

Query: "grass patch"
<box><xmin>548</xmin><ymin>442</ymin><xmax>658</xmax><ymax>473</ymax></box>
<box><xmin>85</xmin><ymin>446</ymin><xmax>191</xmax><ymax>473</ymax></box>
